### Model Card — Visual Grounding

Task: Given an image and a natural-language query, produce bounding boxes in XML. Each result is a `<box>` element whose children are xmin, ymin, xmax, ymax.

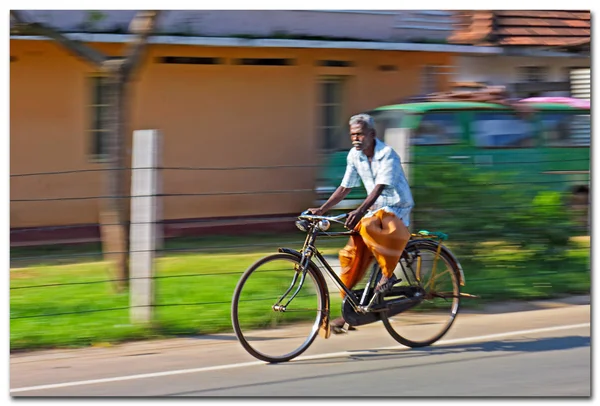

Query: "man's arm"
<box><xmin>308</xmin><ymin>186</ymin><xmax>352</xmax><ymax>216</ymax></box>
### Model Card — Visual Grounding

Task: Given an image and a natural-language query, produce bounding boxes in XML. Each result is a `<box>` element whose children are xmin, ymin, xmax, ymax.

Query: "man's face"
<box><xmin>350</xmin><ymin>123</ymin><xmax>375</xmax><ymax>152</ymax></box>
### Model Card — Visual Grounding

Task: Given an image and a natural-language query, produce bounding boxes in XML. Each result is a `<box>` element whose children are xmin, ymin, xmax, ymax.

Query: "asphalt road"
<box><xmin>10</xmin><ymin>296</ymin><xmax>591</xmax><ymax>397</ymax></box>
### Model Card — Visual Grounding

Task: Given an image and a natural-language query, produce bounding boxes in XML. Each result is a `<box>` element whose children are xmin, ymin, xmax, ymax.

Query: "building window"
<box><xmin>518</xmin><ymin>66</ymin><xmax>548</xmax><ymax>83</ymax></box>
<box><xmin>541</xmin><ymin>113</ymin><xmax>590</xmax><ymax>147</ymax></box>
<box><xmin>89</xmin><ymin>76</ymin><xmax>110</xmax><ymax>161</ymax></box>
<box><xmin>421</xmin><ymin>65</ymin><xmax>441</xmax><ymax>94</ymax></box>
<box><xmin>317</xmin><ymin>77</ymin><xmax>346</xmax><ymax>151</ymax></box>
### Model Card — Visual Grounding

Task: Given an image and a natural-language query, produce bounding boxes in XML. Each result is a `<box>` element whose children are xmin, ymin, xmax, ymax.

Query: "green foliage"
<box><xmin>411</xmin><ymin>158</ymin><xmax>588</xmax><ymax>299</ymax></box>
<box><xmin>412</xmin><ymin>158</ymin><xmax>578</xmax><ymax>244</ymax></box>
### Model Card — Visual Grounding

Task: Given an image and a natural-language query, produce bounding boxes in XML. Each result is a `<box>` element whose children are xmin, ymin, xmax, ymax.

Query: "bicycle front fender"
<box><xmin>277</xmin><ymin>247</ymin><xmax>332</xmax><ymax>339</ymax></box>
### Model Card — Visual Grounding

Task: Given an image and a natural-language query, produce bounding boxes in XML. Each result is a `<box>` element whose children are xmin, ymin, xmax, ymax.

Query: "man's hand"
<box><xmin>307</xmin><ymin>208</ymin><xmax>324</xmax><ymax>216</ymax></box>
<box><xmin>345</xmin><ymin>208</ymin><xmax>365</xmax><ymax>230</ymax></box>
<box><xmin>344</xmin><ymin>184</ymin><xmax>385</xmax><ymax>230</ymax></box>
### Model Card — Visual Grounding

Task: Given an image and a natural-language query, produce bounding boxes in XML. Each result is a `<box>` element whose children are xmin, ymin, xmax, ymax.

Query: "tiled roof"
<box><xmin>449</xmin><ymin>10</ymin><xmax>590</xmax><ymax>47</ymax></box>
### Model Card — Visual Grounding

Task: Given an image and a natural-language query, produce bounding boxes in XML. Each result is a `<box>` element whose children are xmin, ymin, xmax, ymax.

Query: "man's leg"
<box><xmin>359</xmin><ymin>211</ymin><xmax>410</xmax><ymax>292</ymax></box>
<box><xmin>338</xmin><ymin>234</ymin><xmax>374</xmax><ymax>297</ymax></box>
<box><xmin>331</xmin><ymin>232</ymin><xmax>373</xmax><ymax>333</ymax></box>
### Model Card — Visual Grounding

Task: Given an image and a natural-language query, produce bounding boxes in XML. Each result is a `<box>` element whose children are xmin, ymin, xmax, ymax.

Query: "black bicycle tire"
<box><xmin>381</xmin><ymin>241</ymin><xmax>461</xmax><ymax>348</ymax></box>
<box><xmin>231</xmin><ymin>253</ymin><xmax>327</xmax><ymax>363</ymax></box>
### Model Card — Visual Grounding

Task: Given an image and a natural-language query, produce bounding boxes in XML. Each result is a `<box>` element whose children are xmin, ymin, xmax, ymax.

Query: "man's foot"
<box><xmin>330</xmin><ymin>317</ymin><xmax>356</xmax><ymax>334</ymax></box>
<box><xmin>375</xmin><ymin>274</ymin><xmax>399</xmax><ymax>294</ymax></box>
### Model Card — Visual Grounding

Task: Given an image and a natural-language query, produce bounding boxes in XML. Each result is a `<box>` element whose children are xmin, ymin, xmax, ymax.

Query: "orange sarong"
<box><xmin>338</xmin><ymin>210</ymin><xmax>410</xmax><ymax>297</ymax></box>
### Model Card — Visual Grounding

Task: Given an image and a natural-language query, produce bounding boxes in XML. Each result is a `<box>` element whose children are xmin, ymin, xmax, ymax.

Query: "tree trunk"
<box><xmin>100</xmin><ymin>72</ymin><xmax>130</xmax><ymax>291</ymax></box>
<box><xmin>11</xmin><ymin>10</ymin><xmax>162</xmax><ymax>292</ymax></box>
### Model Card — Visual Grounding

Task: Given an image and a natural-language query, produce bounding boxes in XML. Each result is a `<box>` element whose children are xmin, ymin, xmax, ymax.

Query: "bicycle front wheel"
<box><xmin>382</xmin><ymin>241</ymin><xmax>461</xmax><ymax>348</ymax></box>
<box><xmin>231</xmin><ymin>253</ymin><xmax>326</xmax><ymax>363</ymax></box>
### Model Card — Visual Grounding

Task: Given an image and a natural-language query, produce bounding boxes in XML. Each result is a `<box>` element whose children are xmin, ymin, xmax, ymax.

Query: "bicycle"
<box><xmin>231</xmin><ymin>211</ymin><xmax>474</xmax><ymax>363</ymax></box>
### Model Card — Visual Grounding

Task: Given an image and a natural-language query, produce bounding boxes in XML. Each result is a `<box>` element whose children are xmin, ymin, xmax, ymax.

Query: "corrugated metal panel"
<box><xmin>570</xmin><ymin>68</ymin><xmax>590</xmax><ymax>100</ymax></box>
<box><xmin>393</xmin><ymin>10</ymin><xmax>456</xmax><ymax>40</ymax></box>
<box><xmin>571</xmin><ymin>114</ymin><xmax>591</xmax><ymax>146</ymax></box>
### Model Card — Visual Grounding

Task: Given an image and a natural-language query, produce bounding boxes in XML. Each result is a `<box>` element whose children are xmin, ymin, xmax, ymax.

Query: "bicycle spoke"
<box><xmin>423</xmin><ymin>268</ymin><xmax>451</xmax><ymax>290</ymax></box>
<box><xmin>384</xmin><ymin>241</ymin><xmax>461</xmax><ymax>348</ymax></box>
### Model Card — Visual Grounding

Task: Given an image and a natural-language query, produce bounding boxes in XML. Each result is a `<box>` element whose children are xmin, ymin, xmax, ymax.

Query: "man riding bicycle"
<box><xmin>307</xmin><ymin>113</ymin><xmax>414</xmax><ymax>333</ymax></box>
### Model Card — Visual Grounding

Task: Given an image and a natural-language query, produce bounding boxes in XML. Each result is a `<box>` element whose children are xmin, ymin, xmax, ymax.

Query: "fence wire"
<box><xmin>10</xmin><ymin>158</ymin><xmax>590</xmax><ymax>323</ymax></box>
<box><xmin>9</xmin><ymin>157</ymin><xmax>590</xmax><ymax>178</ymax></box>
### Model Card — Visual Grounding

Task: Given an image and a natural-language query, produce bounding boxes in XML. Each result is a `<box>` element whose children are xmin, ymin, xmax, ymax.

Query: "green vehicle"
<box><xmin>315</xmin><ymin>98</ymin><xmax>590</xmax><ymax>223</ymax></box>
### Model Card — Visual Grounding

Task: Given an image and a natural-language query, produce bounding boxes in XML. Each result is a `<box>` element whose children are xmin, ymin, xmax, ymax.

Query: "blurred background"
<box><xmin>9</xmin><ymin>10</ymin><xmax>590</xmax><ymax>351</ymax></box>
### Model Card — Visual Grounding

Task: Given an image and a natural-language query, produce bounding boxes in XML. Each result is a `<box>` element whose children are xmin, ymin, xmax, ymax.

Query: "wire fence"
<box><xmin>8</xmin><ymin>182</ymin><xmax>589</xmax><ymax>203</ymax></box>
<box><xmin>10</xmin><ymin>157</ymin><xmax>591</xmax><ymax>178</ymax></box>
<box><xmin>10</xmin><ymin>157</ymin><xmax>591</xmax><ymax>325</ymax></box>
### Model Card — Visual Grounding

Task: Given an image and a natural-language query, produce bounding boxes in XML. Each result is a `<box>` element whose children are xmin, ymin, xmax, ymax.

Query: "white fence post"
<box><xmin>129</xmin><ymin>129</ymin><xmax>162</xmax><ymax>324</ymax></box>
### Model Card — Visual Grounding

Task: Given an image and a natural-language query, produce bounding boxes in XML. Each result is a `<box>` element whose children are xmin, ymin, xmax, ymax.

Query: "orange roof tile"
<box><xmin>449</xmin><ymin>10</ymin><xmax>590</xmax><ymax>48</ymax></box>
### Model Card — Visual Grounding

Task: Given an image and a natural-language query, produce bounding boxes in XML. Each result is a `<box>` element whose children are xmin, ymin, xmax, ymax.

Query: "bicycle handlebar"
<box><xmin>297</xmin><ymin>211</ymin><xmax>348</xmax><ymax>224</ymax></box>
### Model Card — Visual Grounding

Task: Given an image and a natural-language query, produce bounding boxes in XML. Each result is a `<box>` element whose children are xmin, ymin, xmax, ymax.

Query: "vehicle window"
<box><xmin>471</xmin><ymin>112</ymin><xmax>535</xmax><ymax>148</ymax></box>
<box><xmin>540</xmin><ymin>113</ymin><xmax>590</xmax><ymax>147</ymax></box>
<box><xmin>372</xmin><ymin>111</ymin><xmax>403</xmax><ymax>138</ymax></box>
<box><xmin>412</xmin><ymin>113</ymin><xmax>462</xmax><ymax>145</ymax></box>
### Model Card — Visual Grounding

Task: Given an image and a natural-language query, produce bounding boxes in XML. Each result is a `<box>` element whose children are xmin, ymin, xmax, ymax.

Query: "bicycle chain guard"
<box><xmin>341</xmin><ymin>286</ymin><xmax>425</xmax><ymax>326</ymax></box>
<box><xmin>341</xmin><ymin>289</ymin><xmax>380</xmax><ymax>327</ymax></box>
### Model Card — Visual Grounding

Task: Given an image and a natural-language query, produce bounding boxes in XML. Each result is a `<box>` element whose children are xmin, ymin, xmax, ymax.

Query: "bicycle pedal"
<box><xmin>390</xmin><ymin>278</ymin><xmax>404</xmax><ymax>289</ymax></box>
<box><xmin>376</xmin><ymin>276</ymin><xmax>402</xmax><ymax>292</ymax></box>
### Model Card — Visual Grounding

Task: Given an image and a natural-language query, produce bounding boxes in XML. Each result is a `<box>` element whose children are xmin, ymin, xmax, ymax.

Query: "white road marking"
<box><xmin>10</xmin><ymin>322</ymin><xmax>590</xmax><ymax>393</ymax></box>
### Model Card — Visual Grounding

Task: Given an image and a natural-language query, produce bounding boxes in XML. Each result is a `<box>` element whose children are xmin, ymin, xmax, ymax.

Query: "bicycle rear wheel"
<box><xmin>381</xmin><ymin>241</ymin><xmax>461</xmax><ymax>348</ymax></box>
<box><xmin>231</xmin><ymin>253</ymin><xmax>326</xmax><ymax>363</ymax></box>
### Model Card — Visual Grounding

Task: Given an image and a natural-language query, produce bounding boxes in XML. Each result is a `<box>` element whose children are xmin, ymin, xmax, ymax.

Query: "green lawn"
<box><xmin>10</xmin><ymin>233</ymin><xmax>346</xmax><ymax>351</ymax></box>
<box><xmin>10</xmin><ymin>234</ymin><xmax>590</xmax><ymax>352</ymax></box>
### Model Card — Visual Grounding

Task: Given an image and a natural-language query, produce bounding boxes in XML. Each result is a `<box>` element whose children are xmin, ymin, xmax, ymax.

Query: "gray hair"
<box><xmin>349</xmin><ymin>114</ymin><xmax>375</xmax><ymax>134</ymax></box>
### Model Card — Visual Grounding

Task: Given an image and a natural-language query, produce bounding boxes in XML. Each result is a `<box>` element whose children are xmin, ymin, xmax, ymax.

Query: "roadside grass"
<box><xmin>10</xmin><ymin>234</ymin><xmax>589</xmax><ymax>351</ymax></box>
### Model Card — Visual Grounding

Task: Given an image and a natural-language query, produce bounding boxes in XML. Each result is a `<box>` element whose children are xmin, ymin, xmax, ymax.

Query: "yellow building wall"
<box><xmin>10</xmin><ymin>39</ymin><xmax>453</xmax><ymax>228</ymax></box>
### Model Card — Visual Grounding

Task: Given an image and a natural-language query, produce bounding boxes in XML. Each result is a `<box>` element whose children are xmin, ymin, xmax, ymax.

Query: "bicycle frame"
<box><xmin>312</xmin><ymin>247</ymin><xmax>381</xmax><ymax>311</ymax></box>
<box><xmin>277</xmin><ymin>215</ymin><xmax>383</xmax><ymax>313</ymax></box>
<box><xmin>272</xmin><ymin>212</ymin><xmax>470</xmax><ymax>315</ymax></box>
